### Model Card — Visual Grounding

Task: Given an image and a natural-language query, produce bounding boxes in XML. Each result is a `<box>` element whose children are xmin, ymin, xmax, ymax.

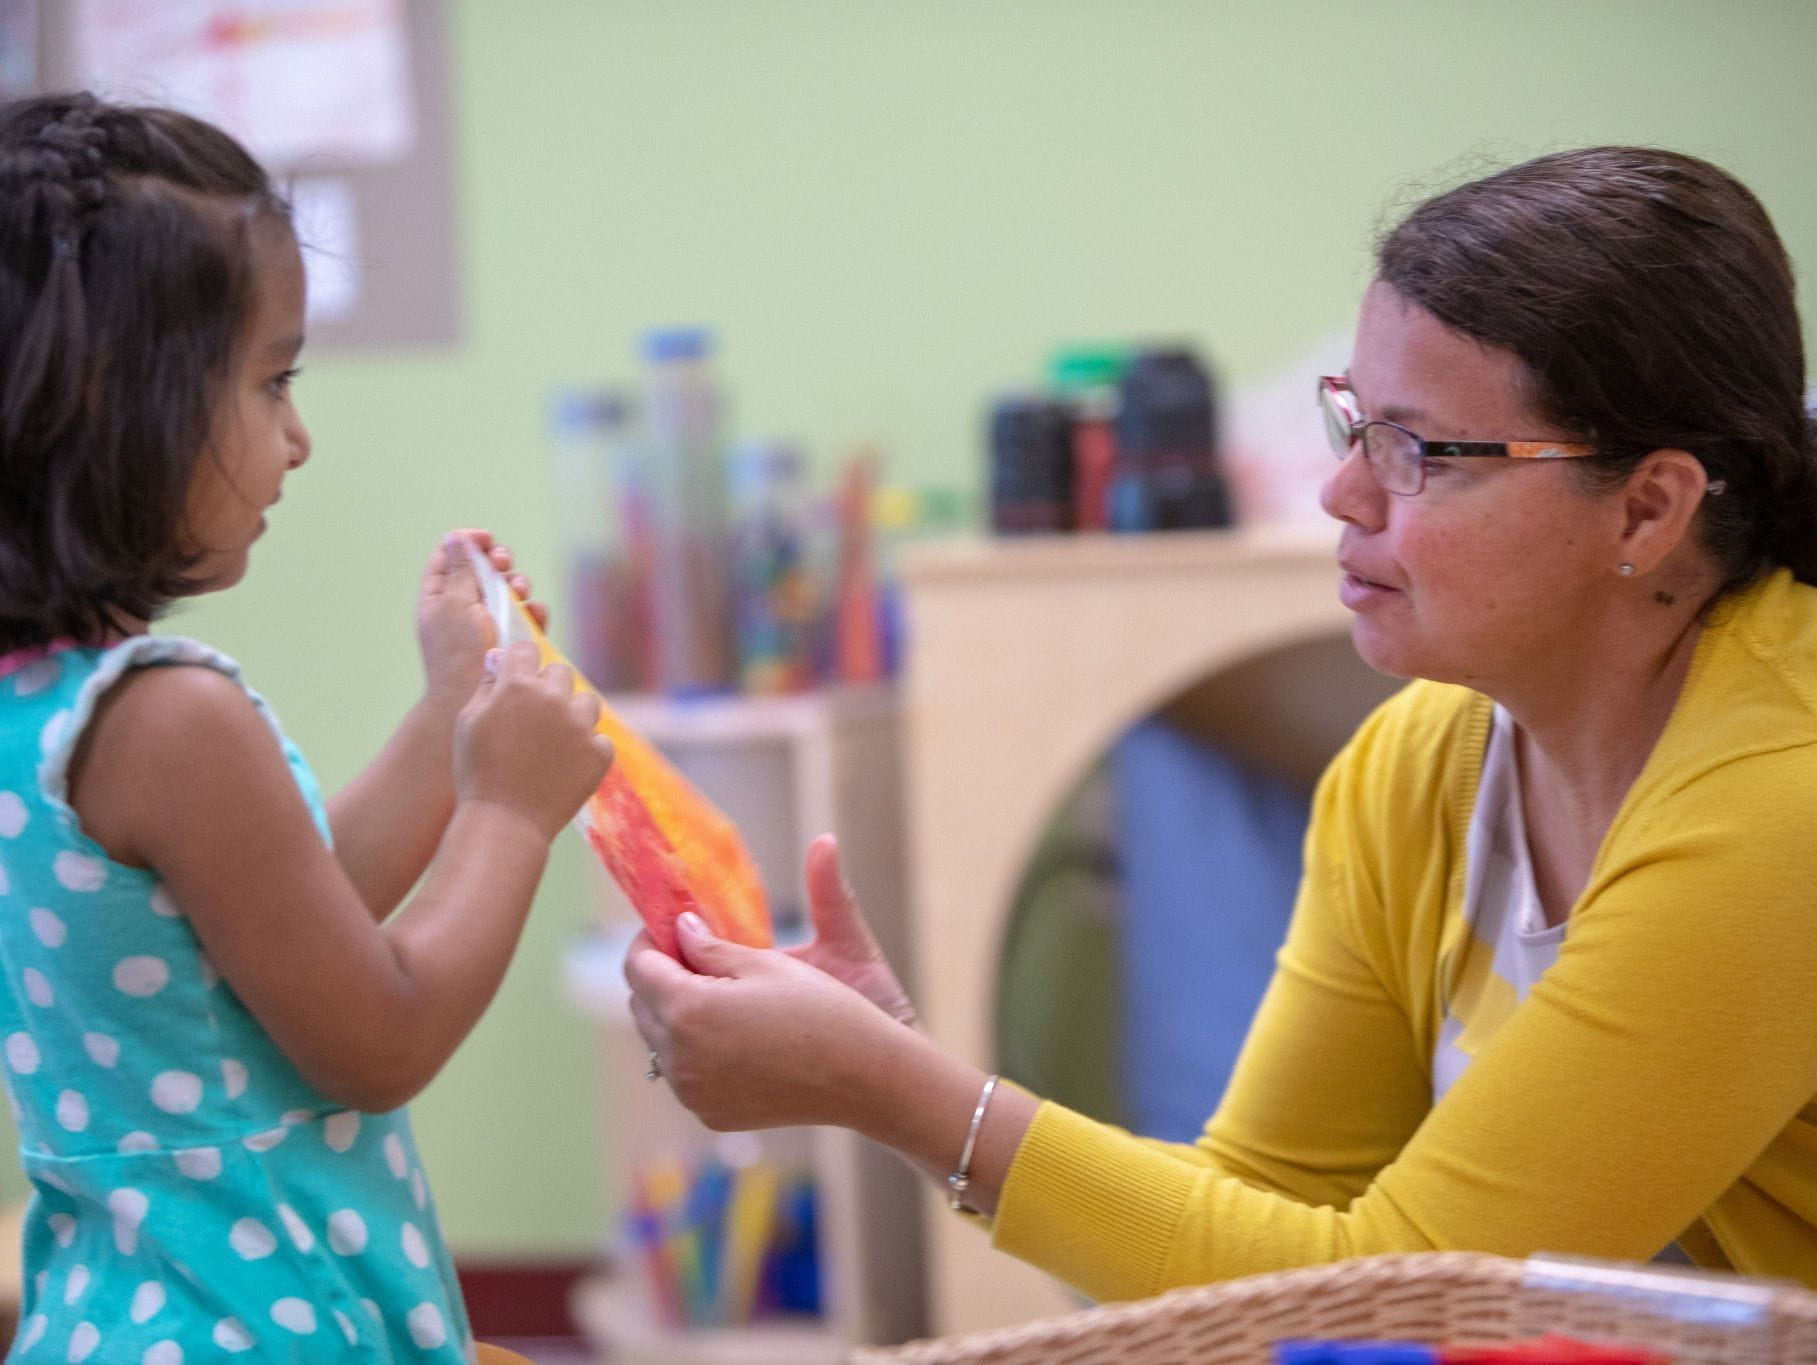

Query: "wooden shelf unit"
<box><xmin>898</xmin><ymin>526</ymin><xmax>1378</xmax><ymax>1338</ymax></box>
<box><xmin>570</xmin><ymin>684</ymin><xmax>927</xmax><ymax>1361</ymax></box>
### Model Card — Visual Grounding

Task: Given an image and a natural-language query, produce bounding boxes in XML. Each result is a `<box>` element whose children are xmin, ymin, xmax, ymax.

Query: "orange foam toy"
<box><xmin>464</xmin><ymin>539</ymin><xmax>771</xmax><ymax>957</ymax></box>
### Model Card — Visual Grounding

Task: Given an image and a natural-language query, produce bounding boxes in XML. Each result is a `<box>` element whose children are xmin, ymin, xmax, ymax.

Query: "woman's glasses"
<box><xmin>1317</xmin><ymin>374</ymin><xmax>1597</xmax><ymax>496</ymax></box>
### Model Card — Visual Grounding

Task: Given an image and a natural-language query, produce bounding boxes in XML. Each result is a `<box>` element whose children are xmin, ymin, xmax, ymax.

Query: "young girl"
<box><xmin>0</xmin><ymin>93</ymin><xmax>612</xmax><ymax>1360</ymax></box>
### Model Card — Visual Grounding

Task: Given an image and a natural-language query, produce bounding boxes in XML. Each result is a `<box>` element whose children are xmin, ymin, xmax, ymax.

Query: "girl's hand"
<box><xmin>454</xmin><ymin>641</ymin><xmax>613</xmax><ymax>839</ymax></box>
<box><xmin>786</xmin><ymin>834</ymin><xmax>917</xmax><ymax>1026</ymax></box>
<box><xmin>625</xmin><ymin>912</ymin><xmax>916</xmax><ymax>1133</ymax></box>
<box><xmin>417</xmin><ymin>529</ymin><xmax>550</xmax><ymax>711</ymax></box>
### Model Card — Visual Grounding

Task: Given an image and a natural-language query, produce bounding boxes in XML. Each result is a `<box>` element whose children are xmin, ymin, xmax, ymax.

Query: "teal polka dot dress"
<box><xmin>0</xmin><ymin>638</ymin><xmax>473</xmax><ymax>1362</ymax></box>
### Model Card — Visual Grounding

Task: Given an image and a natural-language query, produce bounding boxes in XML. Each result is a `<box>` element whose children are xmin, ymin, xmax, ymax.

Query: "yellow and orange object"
<box><xmin>464</xmin><ymin>538</ymin><xmax>772</xmax><ymax>956</ymax></box>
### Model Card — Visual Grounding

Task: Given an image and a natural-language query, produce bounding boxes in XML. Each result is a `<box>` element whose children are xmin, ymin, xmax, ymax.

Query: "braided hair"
<box><xmin>0</xmin><ymin>92</ymin><xmax>291</xmax><ymax>651</ymax></box>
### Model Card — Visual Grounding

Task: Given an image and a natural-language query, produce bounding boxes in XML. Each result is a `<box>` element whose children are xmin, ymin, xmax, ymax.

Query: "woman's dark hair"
<box><xmin>1377</xmin><ymin>146</ymin><xmax>1815</xmax><ymax>596</ymax></box>
<box><xmin>0</xmin><ymin>91</ymin><xmax>290</xmax><ymax>653</ymax></box>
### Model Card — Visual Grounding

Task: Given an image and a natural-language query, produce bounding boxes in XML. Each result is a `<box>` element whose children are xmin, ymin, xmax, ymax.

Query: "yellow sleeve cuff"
<box><xmin>991</xmin><ymin>1100</ymin><xmax>1204</xmax><ymax>1304</ymax></box>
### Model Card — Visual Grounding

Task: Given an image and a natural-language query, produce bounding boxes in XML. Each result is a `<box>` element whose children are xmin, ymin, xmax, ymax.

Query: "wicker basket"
<box><xmin>851</xmin><ymin>1253</ymin><xmax>1817</xmax><ymax>1365</ymax></box>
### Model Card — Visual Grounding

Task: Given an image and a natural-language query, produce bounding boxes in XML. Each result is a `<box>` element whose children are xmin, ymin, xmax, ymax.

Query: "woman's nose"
<box><xmin>1319</xmin><ymin>446</ymin><xmax>1388</xmax><ymax>530</ymax></box>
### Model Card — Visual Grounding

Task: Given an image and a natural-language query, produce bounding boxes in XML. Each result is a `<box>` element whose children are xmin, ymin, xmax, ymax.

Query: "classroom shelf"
<box><xmin>567</xmin><ymin>684</ymin><xmax>926</xmax><ymax>1361</ymax></box>
<box><xmin>898</xmin><ymin>526</ymin><xmax>1378</xmax><ymax>1339</ymax></box>
<box><xmin>571</xmin><ymin>1274</ymin><xmax>846</xmax><ymax>1365</ymax></box>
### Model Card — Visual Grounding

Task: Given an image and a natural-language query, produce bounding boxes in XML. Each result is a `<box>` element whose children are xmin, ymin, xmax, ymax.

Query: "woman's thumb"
<box><xmin>805</xmin><ymin>834</ymin><xmax>871</xmax><ymax>952</ymax></box>
<box><xmin>675</xmin><ymin>910</ymin><xmax>765</xmax><ymax>979</ymax></box>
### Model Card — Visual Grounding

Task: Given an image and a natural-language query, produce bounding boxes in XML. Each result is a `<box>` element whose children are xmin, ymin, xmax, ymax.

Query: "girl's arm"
<box><xmin>328</xmin><ymin>531</ymin><xmax>547</xmax><ymax>919</ymax></box>
<box><xmin>70</xmin><ymin>640</ymin><xmax>612</xmax><ymax>1112</ymax></box>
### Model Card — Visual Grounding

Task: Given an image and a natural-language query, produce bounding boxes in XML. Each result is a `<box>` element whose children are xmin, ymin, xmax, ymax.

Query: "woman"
<box><xmin>625</xmin><ymin>146</ymin><xmax>1817</xmax><ymax>1302</ymax></box>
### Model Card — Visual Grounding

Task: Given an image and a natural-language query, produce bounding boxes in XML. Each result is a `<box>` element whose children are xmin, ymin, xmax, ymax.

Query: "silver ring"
<box><xmin>644</xmin><ymin>1051</ymin><xmax>663</xmax><ymax>1082</ymax></box>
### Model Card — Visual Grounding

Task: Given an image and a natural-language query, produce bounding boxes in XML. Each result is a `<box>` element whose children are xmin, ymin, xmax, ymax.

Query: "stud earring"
<box><xmin>1619</xmin><ymin>563</ymin><xmax>1635</xmax><ymax>577</ymax></box>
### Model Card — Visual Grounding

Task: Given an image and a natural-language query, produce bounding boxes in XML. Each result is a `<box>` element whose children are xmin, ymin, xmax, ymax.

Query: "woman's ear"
<box><xmin>1617</xmin><ymin>449</ymin><xmax>1714</xmax><ymax>575</ymax></box>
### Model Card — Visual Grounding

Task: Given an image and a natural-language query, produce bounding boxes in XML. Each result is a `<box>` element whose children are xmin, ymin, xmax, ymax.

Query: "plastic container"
<box><xmin>988</xmin><ymin>394</ymin><xmax>1073</xmax><ymax>534</ymax></box>
<box><xmin>548</xmin><ymin>388</ymin><xmax>646</xmax><ymax>692</ymax></box>
<box><xmin>1113</xmin><ymin>348</ymin><xmax>1232</xmax><ymax>532</ymax></box>
<box><xmin>1048</xmin><ymin>346</ymin><xmax>1129</xmax><ymax>533</ymax></box>
<box><xmin>729</xmin><ymin>440</ymin><xmax>814</xmax><ymax>695</ymax></box>
<box><xmin>642</xmin><ymin>326</ymin><xmax>734</xmax><ymax>694</ymax></box>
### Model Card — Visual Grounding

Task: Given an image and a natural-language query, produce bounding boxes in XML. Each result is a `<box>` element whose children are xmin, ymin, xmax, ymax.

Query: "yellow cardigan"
<box><xmin>993</xmin><ymin>568</ymin><xmax>1817</xmax><ymax>1302</ymax></box>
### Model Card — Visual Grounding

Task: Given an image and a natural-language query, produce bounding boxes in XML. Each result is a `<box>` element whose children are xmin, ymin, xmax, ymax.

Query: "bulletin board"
<box><xmin>13</xmin><ymin>0</ymin><xmax>461</xmax><ymax>350</ymax></box>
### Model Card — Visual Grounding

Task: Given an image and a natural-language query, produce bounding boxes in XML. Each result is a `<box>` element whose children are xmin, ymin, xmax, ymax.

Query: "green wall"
<box><xmin>37</xmin><ymin>2</ymin><xmax>1816</xmax><ymax>1256</ymax></box>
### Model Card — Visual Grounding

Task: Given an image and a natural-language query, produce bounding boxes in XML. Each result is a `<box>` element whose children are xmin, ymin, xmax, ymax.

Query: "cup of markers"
<box><xmin>626</xmin><ymin>1151</ymin><xmax>821</xmax><ymax>1331</ymax></box>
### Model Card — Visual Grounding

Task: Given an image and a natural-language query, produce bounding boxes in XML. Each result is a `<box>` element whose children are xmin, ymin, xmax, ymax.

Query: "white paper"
<box><xmin>70</xmin><ymin>0</ymin><xmax>415</xmax><ymax>170</ymax></box>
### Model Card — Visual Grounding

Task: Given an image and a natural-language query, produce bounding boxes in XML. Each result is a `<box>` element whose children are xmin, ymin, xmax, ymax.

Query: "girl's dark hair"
<box><xmin>0</xmin><ymin>91</ymin><xmax>290</xmax><ymax>653</ymax></box>
<box><xmin>1377</xmin><ymin>146</ymin><xmax>1815</xmax><ymax>596</ymax></box>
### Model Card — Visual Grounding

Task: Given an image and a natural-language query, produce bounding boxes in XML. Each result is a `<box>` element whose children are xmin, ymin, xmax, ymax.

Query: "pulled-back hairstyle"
<box><xmin>0</xmin><ymin>91</ymin><xmax>290</xmax><ymax>653</ymax></box>
<box><xmin>1377</xmin><ymin>146</ymin><xmax>1816</xmax><ymax>597</ymax></box>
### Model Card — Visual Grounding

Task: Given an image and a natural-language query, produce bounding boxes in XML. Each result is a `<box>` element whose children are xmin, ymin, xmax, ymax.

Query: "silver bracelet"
<box><xmin>946</xmin><ymin>1073</ymin><xmax>999</xmax><ymax>1213</ymax></box>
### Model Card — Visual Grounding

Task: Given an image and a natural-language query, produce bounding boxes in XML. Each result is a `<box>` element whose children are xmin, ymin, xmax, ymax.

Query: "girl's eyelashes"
<box><xmin>268</xmin><ymin>367</ymin><xmax>301</xmax><ymax>395</ymax></box>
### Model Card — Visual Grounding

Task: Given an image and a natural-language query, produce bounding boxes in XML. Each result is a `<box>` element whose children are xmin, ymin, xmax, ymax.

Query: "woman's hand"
<box><xmin>625</xmin><ymin>911</ymin><xmax>919</xmax><ymax>1133</ymax></box>
<box><xmin>417</xmin><ymin>529</ymin><xmax>549</xmax><ymax>712</ymax></box>
<box><xmin>786</xmin><ymin>834</ymin><xmax>917</xmax><ymax>1026</ymax></box>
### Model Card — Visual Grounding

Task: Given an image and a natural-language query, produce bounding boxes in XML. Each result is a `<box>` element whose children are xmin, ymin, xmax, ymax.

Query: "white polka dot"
<box><xmin>29</xmin><ymin>907</ymin><xmax>64</xmax><ymax>946</ymax></box>
<box><xmin>24</xmin><ymin>968</ymin><xmax>54</xmax><ymax>1007</ymax></box>
<box><xmin>38</xmin><ymin>709</ymin><xmax>70</xmax><ymax>757</ymax></box>
<box><xmin>407</xmin><ymin>1302</ymin><xmax>447</xmax><ymax>1349</ymax></box>
<box><xmin>326</xmin><ymin>1208</ymin><xmax>367</xmax><ymax>1255</ymax></box>
<box><xmin>17</xmin><ymin>1314</ymin><xmax>45</xmax><ymax>1350</ymax></box>
<box><xmin>14</xmin><ymin>657</ymin><xmax>59</xmax><ymax>697</ymax></box>
<box><xmin>56</xmin><ymin>1090</ymin><xmax>89</xmax><ymax>1132</ymax></box>
<box><xmin>197</xmin><ymin>956</ymin><xmax>219</xmax><ymax>989</ymax></box>
<box><xmin>118</xmin><ymin>1131</ymin><xmax>157</xmax><ymax>1154</ymax></box>
<box><xmin>150</xmin><ymin>1071</ymin><xmax>202</xmax><ymax>1114</ymax></box>
<box><xmin>400</xmin><ymin>1221</ymin><xmax>430</xmax><ymax>1268</ymax></box>
<box><xmin>0</xmin><ymin>791</ymin><xmax>24</xmax><ymax>838</ymax></box>
<box><xmin>148</xmin><ymin>886</ymin><xmax>180</xmax><ymax>918</ymax></box>
<box><xmin>243</xmin><ymin>1126</ymin><xmax>287</xmax><ymax>1153</ymax></box>
<box><xmin>33</xmin><ymin>1269</ymin><xmax>46</xmax><ymax>1296</ymax></box>
<box><xmin>82</xmin><ymin>1032</ymin><xmax>119</xmax><ymax>1068</ymax></box>
<box><xmin>229</xmin><ymin>1218</ymin><xmax>275</xmax><ymax>1260</ymax></box>
<box><xmin>334</xmin><ymin>1309</ymin><xmax>357</xmax><ymax>1344</ymax></box>
<box><xmin>277</xmin><ymin>1204</ymin><xmax>314</xmax><ymax>1252</ymax></box>
<box><xmin>66</xmin><ymin>1319</ymin><xmax>99</xmax><ymax>1361</ymax></box>
<box><xmin>63</xmin><ymin>1263</ymin><xmax>90</xmax><ymax>1304</ymax></box>
<box><xmin>270</xmin><ymin>1298</ymin><xmax>316</xmax><ymax>1334</ymax></box>
<box><xmin>142</xmin><ymin>1343</ymin><xmax>182</xmax><ymax>1365</ymax></box>
<box><xmin>411</xmin><ymin>1167</ymin><xmax>428</xmax><ymax>1210</ymax></box>
<box><xmin>113</xmin><ymin>956</ymin><xmax>169</xmax><ymax>997</ymax></box>
<box><xmin>212</xmin><ymin>1318</ymin><xmax>253</xmax><ymax>1352</ymax></box>
<box><xmin>173</xmin><ymin>1147</ymin><xmax>221</xmax><ymax>1181</ymax></box>
<box><xmin>0</xmin><ymin>854</ymin><xmax>9</xmax><ymax>895</ymax></box>
<box><xmin>221</xmin><ymin>1059</ymin><xmax>247</xmax><ymax>1099</ymax></box>
<box><xmin>384</xmin><ymin>1133</ymin><xmax>408</xmax><ymax>1178</ymax></box>
<box><xmin>37</xmin><ymin>1170</ymin><xmax>73</xmax><ymax>1195</ymax></box>
<box><xmin>280</xmin><ymin>1108</ymin><xmax>312</xmax><ymax>1126</ymax></box>
<box><xmin>7</xmin><ymin>1032</ymin><xmax>41</xmax><ymax>1074</ymax></box>
<box><xmin>360</xmin><ymin>1298</ymin><xmax>381</xmax><ymax>1321</ymax></box>
<box><xmin>52</xmin><ymin>850</ymin><xmax>103</xmax><ymax>893</ymax></box>
<box><xmin>108</xmin><ymin>1188</ymin><xmax>149</xmax><ymax>1255</ymax></box>
<box><xmin>47</xmin><ymin>1213</ymin><xmax>75</xmax><ymax>1247</ymax></box>
<box><xmin>130</xmin><ymin>1280</ymin><xmax>166</xmax><ymax>1323</ymax></box>
<box><xmin>324</xmin><ymin>1111</ymin><xmax>359</xmax><ymax>1153</ymax></box>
